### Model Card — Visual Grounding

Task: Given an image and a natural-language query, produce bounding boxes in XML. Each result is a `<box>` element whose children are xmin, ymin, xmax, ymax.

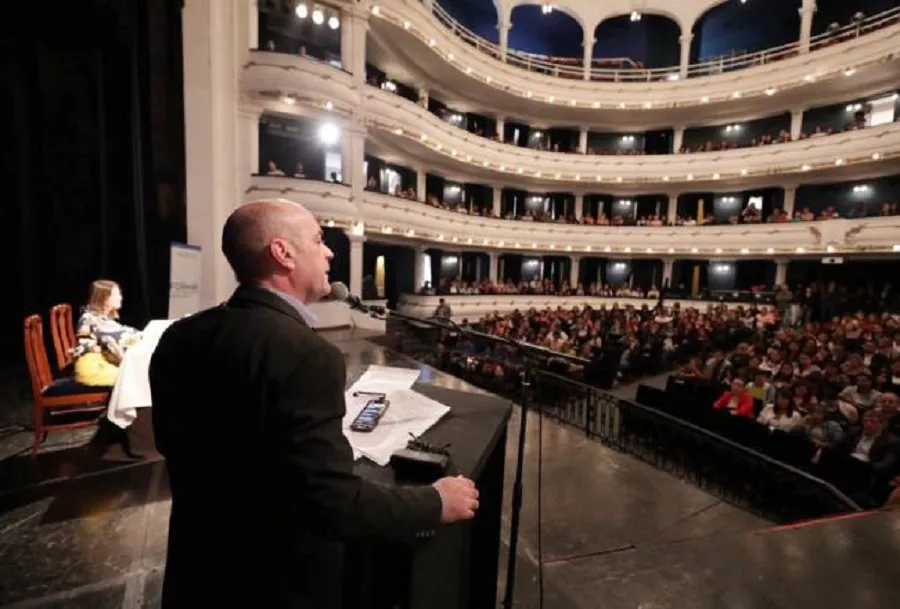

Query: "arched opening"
<box><xmin>593</xmin><ymin>13</ymin><xmax>680</xmax><ymax>70</ymax></box>
<box><xmin>508</xmin><ymin>4</ymin><xmax>584</xmax><ymax>59</ymax></box>
<box><xmin>436</xmin><ymin>0</ymin><xmax>500</xmax><ymax>44</ymax></box>
<box><xmin>812</xmin><ymin>0</ymin><xmax>899</xmax><ymax>36</ymax></box>
<box><xmin>692</xmin><ymin>0</ymin><xmax>801</xmax><ymax>64</ymax></box>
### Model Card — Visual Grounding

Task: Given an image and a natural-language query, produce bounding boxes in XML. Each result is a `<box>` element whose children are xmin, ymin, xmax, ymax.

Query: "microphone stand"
<box><xmin>347</xmin><ymin>298</ymin><xmax>587</xmax><ymax>609</ymax></box>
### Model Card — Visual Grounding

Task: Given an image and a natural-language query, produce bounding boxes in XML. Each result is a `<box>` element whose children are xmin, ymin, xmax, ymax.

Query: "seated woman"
<box><xmin>713</xmin><ymin>378</ymin><xmax>755</xmax><ymax>418</ymax></box>
<box><xmin>70</xmin><ymin>279</ymin><xmax>142</xmax><ymax>387</ymax></box>
<box><xmin>757</xmin><ymin>389</ymin><xmax>803</xmax><ymax>431</ymax></box>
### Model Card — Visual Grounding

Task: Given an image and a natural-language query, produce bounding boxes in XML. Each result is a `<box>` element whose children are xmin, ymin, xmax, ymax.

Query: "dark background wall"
<box><xmin>796</xmin><ymin>174</ymin><xmax>900</xmax><ymax>217</ymax></box>
<box><xmin>693</xmin><ymin>0</ymin><xmax>800</xmax><ymax>61</ymax></box>
<box><xmin>802</xmin><ymin>91</ymin><xmax>900</xmax><ymax>134</ymax></box>
<box><xmin>811</xmin><ymin>0</ymin><xmax>900</xmax><ymax>35</ymax></box>
<box><xmin>257</xmin><ymin>0</ymin><xmax>341</xmax><ymax>60</ymax></box>
<box><xmin>0</xmin><ymin>0</ymin><xmax>186</xmax><ymax>367</ymax></box>
<box><xmin>683</xmin><ymin>113</ymin><xmax>790</xmax><ymax>150</ymax></box>
<box><xmin>436</xmin><ymin>0</ymin><xmax>499</xmax><ymax>44</ymax></box>
<box><xmin>605</xmin><ymin>260</ymin><xmax>632</xmax><ymax>286</ymax></box>
<box><xmin>439</xmin><ymin>0</ymin><xmax>900</xmax><ymax>70</ymax></box>
<box><xmin>707</xmin><ymin>261</ymin><xmax>737</xmax><ymax>291</ymax></box>
<box><xmin>592</xmin><ymin>15</ymin><xmax>679</xmax><ymax>69</ymax></box>
<box><xmin>508</xmin><ymin>5</ymin><xmax>583</xmax><ymax>58</ymax></box>
<box><xmin>260</xmin><ymin>113</ymin><xmax>336</xmax><ymax>180</ymax></box>
<box><xmin>363</xmin><ymin>242</ymin><xmax>415</xmax><ymax>307</ymax></box>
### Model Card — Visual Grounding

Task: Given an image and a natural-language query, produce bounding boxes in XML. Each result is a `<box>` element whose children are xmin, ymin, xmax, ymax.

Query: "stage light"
<box><xmin>295</xmin><ymin>3</ymin><xmax>308</xmax><ymax>19</ymax></box>
<box><xmin>312</xmin><ymin>8</ymin><xmax>324</xmax><ymax>24</ymax></box>
<box><xmin>318</xmin><ymin>123</ymin><xmax>340</xmax><ymax>146</ymax></box>
<box><xmin>328</xmin><ymin>15</ymin><xmax>339</xmax><ymax>29</ymax></box>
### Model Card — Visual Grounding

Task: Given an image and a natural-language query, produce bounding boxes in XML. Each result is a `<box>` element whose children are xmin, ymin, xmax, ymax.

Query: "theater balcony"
<box><xmin>359</xmin><ymin>0</ymin><xmax>900</xmax><ymax>126</ymax></box>
<box><xmin>242</xmin><ymin>54</ymin><xmax>900</xmax><ymax>187</ymax></box>
<box><xmin>245</xmin><ymin>176</ymin><xmax>900</xmax><ymax>256</ymax></box>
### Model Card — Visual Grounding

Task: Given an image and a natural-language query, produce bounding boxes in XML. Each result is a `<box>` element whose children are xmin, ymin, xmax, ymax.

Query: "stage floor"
<box><xmin>0</xmin><ymin>329</ymin><xmax>897</xmax><ymax>608</ymax></box>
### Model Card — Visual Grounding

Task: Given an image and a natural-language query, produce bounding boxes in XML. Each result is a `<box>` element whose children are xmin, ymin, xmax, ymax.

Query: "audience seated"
<box><xmin>713</xmin><ymin>378</ymin><xmax>756</xmax><ymax>418</ymax></box>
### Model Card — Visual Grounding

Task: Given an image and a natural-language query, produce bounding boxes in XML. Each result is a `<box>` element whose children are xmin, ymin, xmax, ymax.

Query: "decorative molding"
<box><xmin>246</xmin><ymin>176</ymin><xmax>900</xmax><ymax>256</ymax></box>
<box><xmin>242</xmin><ymin>56</ymin><xmax>900</xmax><ymax>187</ymax></box>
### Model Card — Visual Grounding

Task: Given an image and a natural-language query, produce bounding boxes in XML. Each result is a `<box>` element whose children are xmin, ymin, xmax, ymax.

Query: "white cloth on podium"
<box><xmin>106</xmin><ymin>319</ymin><xmax>176</xmax><ymax>429</ymax></box>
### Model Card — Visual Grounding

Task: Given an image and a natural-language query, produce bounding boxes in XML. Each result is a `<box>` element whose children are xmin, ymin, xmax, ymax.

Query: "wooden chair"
<box><xmin>23</xmin><ymin>314</ymin><xmax>110</xmax><ymax>454</ymax></box>
<box><xmin>49</xmin><ymin>303</ymin><xmax>76</xmax><ymax>371</ymax></box>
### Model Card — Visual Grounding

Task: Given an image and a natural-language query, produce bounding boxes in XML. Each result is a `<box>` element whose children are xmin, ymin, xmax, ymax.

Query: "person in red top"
<box><xmin>713</xmin><ymin>378</ymin><xmax>756</xmax><ymax>418</ymax></box>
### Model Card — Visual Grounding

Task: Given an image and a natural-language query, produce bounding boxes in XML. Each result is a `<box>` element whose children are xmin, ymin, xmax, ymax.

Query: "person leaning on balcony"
<box><xmin>713</xmin><ymin>378</ymin><xmax>755</xmax><ymax>418</ymax></box>
<box><xmin>69</xmin><ymin>279</ymin><xmax>142</xmax><ymax>387</ymax></box>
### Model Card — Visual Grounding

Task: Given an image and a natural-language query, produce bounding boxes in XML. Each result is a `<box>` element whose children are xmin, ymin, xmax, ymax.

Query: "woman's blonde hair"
<box><xmin>85</xmin><ymin>279</ymin><xmax>121</xmax><ymax>318</ymax></box>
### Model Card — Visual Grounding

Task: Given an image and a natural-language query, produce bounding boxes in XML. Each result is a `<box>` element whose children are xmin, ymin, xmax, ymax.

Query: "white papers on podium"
<box><xmin>347</xmin><ymin>365</ymin><xmax>422</xmax><ymax>395</ymax></box>
<box><xmin>342</xmin><ymin>366</ymin><xmax>449</xmax><ymax>465</ymax></box>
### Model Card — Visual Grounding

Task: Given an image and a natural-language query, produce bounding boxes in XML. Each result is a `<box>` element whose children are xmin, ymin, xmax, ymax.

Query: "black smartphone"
<box><xmin>350</xmin><ymin>398</ymin><xmax>390</xmax><ymax>432</ymax></box>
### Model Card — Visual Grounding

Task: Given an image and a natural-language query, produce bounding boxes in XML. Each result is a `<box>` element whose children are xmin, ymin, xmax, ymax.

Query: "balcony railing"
<box><xmin>426</xmin><ymin>1</ymin><xmax>900</xmax><ymax>83</ymax></box>
<box><xmin>245</xmin><ymin>177</ymin><xmax>900</xmax><ymax>255</ymax></box>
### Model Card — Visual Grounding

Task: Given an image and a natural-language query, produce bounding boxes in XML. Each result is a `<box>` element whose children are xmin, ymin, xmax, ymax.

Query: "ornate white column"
<box><xmin>183</xmin><ymin>0</ymin><xmax>244</xmax><ymax>307</ymax></box>
<box><xmin>489</xmin><ymin>252</ymin><xmax>499</xmax><ymax>283</ymax></box>
<box><xmin>662</xmin><ymin>258</ymin><xmax>674</xmax><ymax>287</ymax></box>
<box><xmin>341</xmin><ymin>5</ymin><xmax>369</xmax><ymax>84</ymax></box>
<box><xmin>582</xmin><ymin>32</ymin><xmax>594</xmax><ymax>80</ymax></box>
<box><xmin>419</xmin><ymin>88</ymin><xmax>429</xmax><ymax>109</ymax></box>
<box><xmin>414</xmin><ymin>245</ymin><xmax>427</xmax><ymax>292</ymax></box>
<box><xmin>495</xmin><ymin>116</ymin><xmax>505</xmax><ymax>140</ymax></box>
<box><xmin>245</xmin><ymin>0</ymin><xmax>258</xmax><ymax>50</ymax></box>
<box><xmin>416</xmin><ymin>167</ymin><xmax>426</xmax><ymax>202</ymax></box>
<box><xmin>799</xmin><ymin>0</ymin><xmax>817</xmax><ymax>53</ymax></box>
<box><xmin>667</xmin><ymin>192</ymin><xmax>679</xmax><ymax>224</ymax></box>
<box><xmin>775</xmin><ymin>259</ymin><xmax>789</xmax><ymax>286</ymax></box>
<box><xmin>673</xmin><ymin>126</ymin><xmax>684</xmax><ymax>152</ymax></box>
<box><xmin>238</xmin><ymin>105</ymin><xmax>261</xmax><ymax>183</ymax></box>
<box><xmin>348</xmin><ymin>234</ymin><xmax>366</xmax><ymax>296</ymax></box>
<box><xmin>679</xmin><ymin>33</ymin><xmax>693</xmax><ymax>78</ymax></box>
<box><xmin>492</xmin><ymin>186</ymin><xmax>502</xmax><ymax>216</ymax></box>
<box><xmin>569</xmin><ymin>256</ymin><xmax>581</xmax><ymax>288</ymax></box>
<box><xmin>783</xmin><ymin>185</ymin><xmax>797</xmax><ymax>218</ymax></box>
<box><xmin>498</xmin><ymin>16</ymin><xmax>510</xmax><ymax>61</ymax></box>
<box><xmin>579</xmin><ymin>127</ymin><xmax>588</xmax><ymax>153</ymax></box>
<box><xmin>341</xmin><ymin>118</ymin><xmax>367</xmax><ymax>205</ymax></box>
<box><xmin>790</xmin><ymin>108</ymin><xmax>804</xmax><ymax>140</ymax></box>
<box><xmin>575</xmin><ymin>194</ymin><xmax>584</xmax><ymax>221</ymax></box>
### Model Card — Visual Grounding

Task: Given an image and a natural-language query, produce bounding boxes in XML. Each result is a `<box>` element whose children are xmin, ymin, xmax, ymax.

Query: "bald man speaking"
<box><xmin>149</xmin><ymin>199</ymin><xmax>479</xmax><ymax>609</ymax></box>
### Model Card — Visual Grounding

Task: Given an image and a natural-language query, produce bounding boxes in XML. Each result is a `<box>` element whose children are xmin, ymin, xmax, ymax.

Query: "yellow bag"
<box><xmin>73</xmin><ymin>352</ymin><xmax>119</xmax><ymax>387</ymax></box>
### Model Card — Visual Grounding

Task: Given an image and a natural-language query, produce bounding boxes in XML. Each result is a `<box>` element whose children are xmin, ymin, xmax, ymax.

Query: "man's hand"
<box><xmin>433</xmin><ymin>475</ymin><xmax>479</xmax><ymax>523</ymax></box>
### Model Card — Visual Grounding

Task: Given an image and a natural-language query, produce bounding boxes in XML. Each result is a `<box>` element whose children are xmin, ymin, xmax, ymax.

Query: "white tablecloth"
<box><xmin>107</xmin><ymin>319</ymin><xmax>176</xmax><ymax>429</ymax></box>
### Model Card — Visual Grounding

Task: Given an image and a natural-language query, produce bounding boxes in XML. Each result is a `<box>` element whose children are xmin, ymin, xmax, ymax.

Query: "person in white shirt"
<box><xmin>757</xmin><ymin>389</ymin><xmax>803</xmax><ymax>431</ymax></box>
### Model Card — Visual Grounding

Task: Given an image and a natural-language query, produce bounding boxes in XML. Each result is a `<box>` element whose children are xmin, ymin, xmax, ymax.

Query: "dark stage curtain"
<box><xmin>0</xmin><ymin>0</ymin><xmax>186</xmax><ymax>368</ymax></box>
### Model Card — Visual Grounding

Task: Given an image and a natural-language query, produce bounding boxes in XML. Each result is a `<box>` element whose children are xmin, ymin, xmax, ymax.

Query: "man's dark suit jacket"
<box><xmin>149</xmin><ymin>285</ymin><xmax>442</xmax><ymax>609</ymax></box>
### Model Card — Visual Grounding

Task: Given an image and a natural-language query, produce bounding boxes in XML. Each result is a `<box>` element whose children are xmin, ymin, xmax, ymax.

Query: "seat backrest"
<box><xmin>23</xmin><ymin>314</ymin><xmax>53</xmax><ymax>401</ymax></box>
<box><xmin>49</xmin><ymin>304</ymin><xmax>75</xmax><ymax>370</ymax></box>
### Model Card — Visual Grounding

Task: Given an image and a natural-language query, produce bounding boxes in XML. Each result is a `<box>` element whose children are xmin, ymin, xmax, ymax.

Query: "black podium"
<box><xmin>341</xmin><ymin>345</ymin><xmax>512</xmax><ymax>609</ymax></box>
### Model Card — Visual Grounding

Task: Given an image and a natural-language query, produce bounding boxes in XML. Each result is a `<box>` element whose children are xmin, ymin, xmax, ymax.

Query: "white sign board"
<box><xmin>168</xmin><ymin>243</ymin><xmax>201</xmax><ymax>318</ymax></box>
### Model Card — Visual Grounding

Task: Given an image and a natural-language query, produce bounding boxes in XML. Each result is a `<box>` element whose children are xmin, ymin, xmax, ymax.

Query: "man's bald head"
<box><xmin>221</xmin><ymin>199</ymin><xmax>314</xmax><ymax>283</ymax></box>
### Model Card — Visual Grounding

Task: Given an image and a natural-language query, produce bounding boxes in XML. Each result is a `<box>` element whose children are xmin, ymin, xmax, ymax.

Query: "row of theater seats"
<box><xmin>635</xmin><ymin>377</ymin><xmax>877</xmax><ymax>503</ymax></box>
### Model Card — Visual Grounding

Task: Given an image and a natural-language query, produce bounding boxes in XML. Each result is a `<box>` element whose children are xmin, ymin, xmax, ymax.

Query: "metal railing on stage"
<box><xmin>387</xmin><ymin>317</ymin><xmax>861</xmax><ymax>524</ymax></box>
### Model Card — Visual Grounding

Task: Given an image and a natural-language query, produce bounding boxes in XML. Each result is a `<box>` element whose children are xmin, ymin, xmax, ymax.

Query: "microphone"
<box><xmin>325</xmin><ymin>282</ymin><xmax>383</xmax><ymax>314</ymax></box>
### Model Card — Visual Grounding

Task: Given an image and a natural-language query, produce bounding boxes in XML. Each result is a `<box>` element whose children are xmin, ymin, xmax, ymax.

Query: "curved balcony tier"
<box><xmin>366</xmin><ymin>0</ymin><xmax>900</xmax><ymax>125</ymax></box>
<box><xmin>243</xmin><ymin>57</ymin><xmax>900</xmax><ymax>188</ymax></box>
<box><xmin>245</xmin><ymin>176</ymin><xmax>900</xmax><ymax>256</ymax></box>
<box><xmin>397</xmin><ymin>294</ymin><xmax>747</xmax><ymax>322</ymax></box>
